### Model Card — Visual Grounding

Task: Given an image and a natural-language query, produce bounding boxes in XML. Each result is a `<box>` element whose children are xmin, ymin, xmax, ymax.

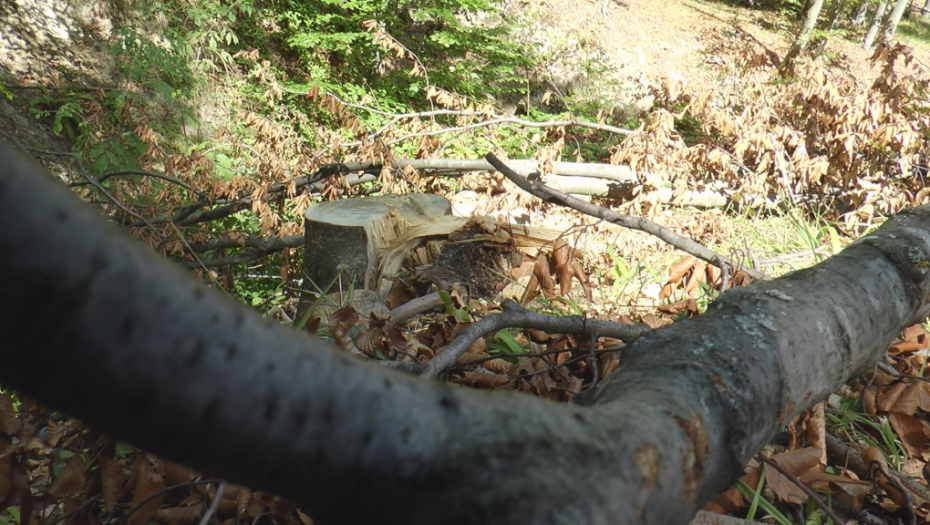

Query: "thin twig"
<box><xmin>485</xmin><ymin>153</ymin><xmax>768</xmax><ymax>281</ymax></box>
<box><xmin>388</xmin><ymin>292</ymin><xmax>445</xmax><ymax>323</ymax></box>
<box><xmin>196</xmin><ymin>480</ymin><xmax>227</xmax><ymax>525</ymax></box>
<box><xmin>456</xmin><ymin>345</ymin><xmax>623</xmax><ymax>367</ymax></box>
<box><xmin>420</xmin><ymin>299</ymin><xmax>648</xmax><ymax>379</ymax></box>
<box><xmin>26</xmin><ymin>148</ymin><xmax>156</xmax><ymax>228</ymax></box>
<box><xmin>757</xmin><ymin>454</ymin><xmax>846</xmax><ymax>525</ymax></box>
<box><xmin>71</xmin><ymin>169</ymin><xmax>195</xmax><ymax>193</ymax></box>
<box><xmin>117</xmin><ymin>479</ymin><xmax>223</xmax><ymax>525</ymax></box>
<box><xmin>45</xmin><ymin>494</ymin><xmax>102</xmax><ymax>525</ymax></box>
<box><xmin>387</xmin><ymin>116</ymin><xmax>633</xmax><ymax>146</ymax></box>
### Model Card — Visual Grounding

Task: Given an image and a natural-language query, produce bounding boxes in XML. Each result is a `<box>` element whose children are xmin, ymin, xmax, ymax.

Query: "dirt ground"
<box><xmin>460</xmin><ymin>0</ymin><xmax>930</xmax><ymax>313</ymax></box>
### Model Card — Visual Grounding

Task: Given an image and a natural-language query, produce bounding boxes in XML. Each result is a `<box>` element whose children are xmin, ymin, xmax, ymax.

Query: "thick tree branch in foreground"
<box><xmin>485</xmin><ymin>153</ymin><xmax>768</xmax><ymax>281</ymax></box>
<box><xmin>3</xmin><ymin>143</ymin><xmax>930</xmax><ymax>525</ymax></box>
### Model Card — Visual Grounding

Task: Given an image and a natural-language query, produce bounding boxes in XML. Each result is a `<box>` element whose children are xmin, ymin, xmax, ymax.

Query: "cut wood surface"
<box><xmin>3</xmin><ymin>145</ymin><xmax>930</xmax><ymax>524</ymax></box>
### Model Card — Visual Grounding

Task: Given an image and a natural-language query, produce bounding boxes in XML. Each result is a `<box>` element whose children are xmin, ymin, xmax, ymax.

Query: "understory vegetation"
<box><xmin>3</xmin><ymin>0</ymin><xmax>930</xmax><ymax>523</ymax></box>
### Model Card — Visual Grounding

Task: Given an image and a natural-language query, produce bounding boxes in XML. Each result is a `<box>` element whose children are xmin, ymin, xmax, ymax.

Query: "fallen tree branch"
<box><xmin>420</xmin><ymin>299</ymin><xmax>650</xmax><ymax>379</ymax></box>
<box><xmin>28</xmin><ymin>147</ymin><xmax>154</xmax><ymax>227</ymax></box>
<box><xmin>316</xmin><ymin>91</ymin><xmax>636</xmax><ymax>140</ymax></box>
<box><xmin>385</xmin><ymin>116</ymin><xmax>634</xmax><ymax>145</ymax></box>
<box><xmin>485</xmin><ymin>153</ymin><xmax>768</xmax><ymax>281</ymax></box>
<box><xmin>186</xmin><ymin>234</ymin><xmax>304</xmax><ymax>254</ymax></box>
<box><xmin>7</xmin><ymin>144</ymin><xmax>930</xmax><ymax>524</ymax></box>
<box><xmin>388</xmin><ymin>292</ymin><xmax>445</xmax><ymax>323</ymax></box>
<box><xmin>71</xmin><ymin>169</ymin><xmax>196</xmax><ymax>193</ymax></box>
<box><xmin>176</xmin><ymin>234</ymin><xmax>305</xmax><ymax>270</ymax></box>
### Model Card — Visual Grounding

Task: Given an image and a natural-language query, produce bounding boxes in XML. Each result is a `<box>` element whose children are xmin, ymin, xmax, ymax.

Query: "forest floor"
<box><xmin>448</xmin><ymin>0</ymin><xmax>930</xmax><ymax>315</ymax></box>
<box><xmin>4</xmin><ymin>1</ymin><xmax>930</xmax><ymax>524</ymax></box>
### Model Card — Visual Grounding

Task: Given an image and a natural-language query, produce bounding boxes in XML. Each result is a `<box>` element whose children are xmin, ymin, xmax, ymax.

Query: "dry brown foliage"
<box><xmin>611</xmin><ymin>38</ymin><xmax>930</xmax><ymax>231</ymax></box>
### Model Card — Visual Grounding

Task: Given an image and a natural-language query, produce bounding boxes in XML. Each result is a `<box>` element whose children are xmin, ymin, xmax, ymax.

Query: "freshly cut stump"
<box><xmin>303</xmin><ymin>194</ymin><xmax>452</xmax><ymax>297</ymax></box>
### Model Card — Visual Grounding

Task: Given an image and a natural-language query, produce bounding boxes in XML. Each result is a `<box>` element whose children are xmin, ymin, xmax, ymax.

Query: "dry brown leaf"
<box><xmin>354</xmin><ymin>327</ymin><xmax>382</xmax><ymax>357</ymax></box>
<box><xmin>526</xmin><ymin>329</ymin><xmax>553</xmax><ymax>343</ymax></box>
<box><xmin>799</xmin><ymin>470</ymin><xmax>870</xmax><ymax>498</ymax></box>
<box><xmin>917</xmin><ymin>382</ymin><xmax>930</xmax><ymax>412</ymax></box>
<box><xmin>640</xmin><ymin>314</ymin><xmax>672</xmax><ymax>329</ymax></box>
<box><xmin>533</xmin><ymin>255</ymin><xmax>557</xmax><ymax>298</ymax></box>
<box><xmin>513</xmin><ymin>357</ymin><xmax>536</xmax><ymax>376</ymax></box>
<box><xmin>329</xmin><ymin>307</ymin><xmax>361</xmax><ymax>354</ymax></box>
<box><xmin>902</xmin><ymin>324</ymin><xmax>926</xmax><ymax>342</ymax></box>
<box><xmin>0</xmin><ymin>394</ymin><xmax>19</xmax><ymax>435</ymax></box>
<box><xmin>765</xmin><ymin>448</ymin><xmax>822</xmax><ymax>504</ymax></box>
<box><xmin>163</xmin><ymin>461</ymin><xmax>200</xmax><ymax>486</ymax></box>
<box><xmin>702</xmin><ymin>485</ymin><xmax>744</xmax><ymax>515</ymax></box>
<box><xmin>889</xmin><ymin>341</ymin><xmax>925</xmax><ymax>355</ymax></box>
<box><xmin>233</xmin><ymin>486</ymin><xmax>251</xmax><ymax>517</ymax></box>
<box><xmin>531</xmin><ymin>372</ymin><xmax>559</xmax><ymax>398</ymax></box>
<box><xmin>804</xmin><ymin>402</ymin><xmax>826</xmax><ymax>466</ymax></box>
<box><xmin>687</xmin><ymin>261</ymin><xmax>707</xmax><ymax>295</ymax></box>
<box><xmin>483</xmin><ymin>358</ymin><xmax>513</xmax><ymax>374</ymax></box>
<box><xmin>48</xmin><ymin>455</ymin><xmax>85</xmax><ymax>499</ymax></box>
<box><xmin>667</xmin><ymin>256</ymin><xmax>696</xmax><ymax>284</ymax></box>
<box><xmin>295</xmin><ymin>509</ymin><xmax>313</xmax><ymax>525</ymax></box>
<box><xmin>98</xmin><ymin>455</ymin><xmax>124</xmax><ymax>513</ymax></box>
<box><xmin>46</xmin><ymin>420</ymin><xmax>64</xmax><ymax>447</ymax></box>
<box><xmin>127</xmin><ymin>457</ymin><xmax>166</xmax><ymax>525</ymax></box>
<box><xmin>572</xmin><ymin>260</ymin><xmax>593</xmax><ymax>302</ymax></box>
<box><xmin>705</xmin><ymin>264</ymin><xmax>722</xmax><ymax>288</ymax></box>
<box><xmin>890</xmin><ymin>381</ymin><xmax>921</xmax><ymax>415</ymax></box>
<box><xmin>552</xmin><ymin>239</ymin><xmax>575</xmax><ymax>296</ymax></box>
<box><xmin>303</xmin><ymin>316</ymin><xmax>321</xmax><ymax>335</ymax></box>
<box><xmin>878</xmin><ymin>381</ymin><xmax>908</xmax><ymax>412</ymax></box>
<box><xmin>861</xmin><ymin>445</ymin><xmax>891</xmax><ymax>477</ymax></box>
<box><xmin>0</xmin><ymin>438</ymin><xmax>10</xmax><ymax>504</ymax></box>
<box><xmin>381</xmin><ymin>320</ymin><xmax>407</xmax><ymax>353</ymax></box>
<box><xmin>658</xmin><ymin>282</ymin><xmax>677</xmax><ymax>300</ymax></box>
<box><xmin>455</xmin><ymin>371</ymin><xmax>511</xmax><ymax>388</ymax></box>
<box><xmin>216</xmin><ymin>497</ymin><xmax>239</xmax><ymax>519</ymax></box>
<box><xmin>154</xmin><ymin>503</ymin><xmax>204</xmax><ymax>525</ymax></box>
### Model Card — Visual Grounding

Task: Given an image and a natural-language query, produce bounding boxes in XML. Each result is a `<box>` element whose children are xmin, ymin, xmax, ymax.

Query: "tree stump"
<box><xmin>302</xmin><ymin>194</ymin><xmax>452</xmax><ymax>298</ymax></box>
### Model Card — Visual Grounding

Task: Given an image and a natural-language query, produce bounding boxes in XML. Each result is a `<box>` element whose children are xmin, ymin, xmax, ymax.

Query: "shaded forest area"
<box><xmin>2</xmin><ymin>0</ymin><xmax>930</xmax><ymax>524</ymax></box>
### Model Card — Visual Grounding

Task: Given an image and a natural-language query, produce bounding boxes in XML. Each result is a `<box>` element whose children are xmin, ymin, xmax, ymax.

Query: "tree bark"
<box><xmin>3</xmin><ymin>143</ymin><xmax>930</xmax><ymax>525</ymax></box>
<box><xmin>853</xmin><ymin>0</ymin><xmax>871</xmax><ymax>26</ymax></box>
<box><xmin>864</xmin><ymin>0</ymin><xmax>890</xmax><ymax>50</ymax></box>
<box><xmin>781</xmin><ymin>0</ymin><xmax>825</xmax><ymax>71</ymax></box>
<box><xmin>882</xmin><ymin>0</ymin><xmax>911</xmax><ymax>42</ymax></box>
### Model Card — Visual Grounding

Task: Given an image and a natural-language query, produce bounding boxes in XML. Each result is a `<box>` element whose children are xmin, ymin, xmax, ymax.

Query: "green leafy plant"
<box><xmin>278</xmin><ymin>0</ymin><xmax>532</xmax><ymax>105</ymax></box>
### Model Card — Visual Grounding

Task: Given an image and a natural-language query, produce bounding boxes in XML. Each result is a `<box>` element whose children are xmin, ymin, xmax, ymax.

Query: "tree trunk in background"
<box><xmin>815</xmin><ymin>0</ymin><xmax>843</xmax><ymax>54</ymax></box>
<box><xmin>852</xmin><ymin>0</ymin><xmax>870</xmax><ymax>26</ymax></box>
<box><xmin>781</xmin><ymin>0</ymin><xmax>824</xmax><ymax>72</ymax></box>
<box><xmin>797</xmin><ymin>0</ymin><xmax>811</xmax><ymax>19</ymax></box>
<box><xmin>5</xmin><ymin>144</ymin><xmax>930</xmax><ymax>525</ymax></box>
<box><xmin>923</xmin><ymin>0</ymin><xmax>930</xmax><ymax>19</ymax></box>
<box><xmin>882</xmin><ymin>0</ymin><xmax>911</xmax><ymax>42</ymax></box>
<box><xmin>864</xmin><ymin>0</ymin><xmax>890</xmax><ymax>49</ymax></box>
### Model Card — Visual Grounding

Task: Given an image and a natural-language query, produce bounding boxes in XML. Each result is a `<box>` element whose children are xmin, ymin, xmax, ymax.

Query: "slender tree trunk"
<box><xmin>781</xmin><ymin>0</ymin><xmax>825</xmax><ymax>72</ymax></box>
<box><xmin>923</xmin><ymin>0</ymin><xmax>930</xmax><ymax>19</ymax></box>
<box><xmin>852</xmin><ymin>0</ymin><xmax>870</xmax><ymax>26</ymax></box>
<box><xmin>882</xmin><ymin>0</ymin><xmax>911</xmax><ymax>42</ymax></box>
<box><xmin>797</xmin><ymin>0</ymin><xmax>813</xmax><ymax>20</ymax></box>
<box><xmin>815</xmin><ymin>0</ymin><xmax>843</xmax><ymax>54</ymax></box>
<box><xmin>5</xmin><ymin>145</ymin><xmax>930</xmax><ymax>525</ymax></box>
<box><xmin>864</xmin><ymin>0</ymin><xmax>890</xmax><ymax>49</ymax></box>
